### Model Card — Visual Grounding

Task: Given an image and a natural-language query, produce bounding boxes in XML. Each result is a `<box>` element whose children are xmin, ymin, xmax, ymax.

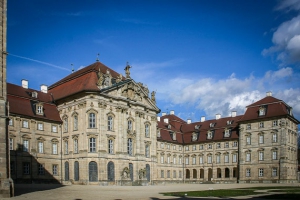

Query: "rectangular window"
<box><xmin>192</xmin><ymin>145</ymin><xmax>196</xmax><ymax>150</ymax></box>
<box><xmin>199</xmin><ymin>145</ymin><xmax>203</xmax><ymax>150</ymax></box>
<box><xmin>89</xmin><ymin>138</ymin><xmax>96</xmax><ymax>152</ymax></box>
<box><xmin>273</xmin><ymin>120</ymin><xmax>278</xmax><ymax>126</ymax></box>
<box><xmin>185</xmin><ymin>157</ymin><xmax>189</xmax><ymax>165</ymax></box>
<box><xmin>179</xmin><ymin>171</ymin><xmax>182</xmax><ymax>178</ymax></box>
<box><xmin>109</xmin><ymin>139</ymin><xmax>114</xmax><ymax>154</ymax></box>
<box><xmin>127</xmin><ymin>138</ymin><xmax>133</xmax><ymax>156</ymax></box>
<box><xmin>38</xmin><ymin>141</ymin><xmax>43</xmax><ymax>153</ymax></box>
<box><xmin>9</xmin><ymin>138</ymin><xmax>13</xmax><ymax>150</ymax></box>
<box><xmin>23</xmin><ymin>140</ymin><xmax>29</xmax><ymax>152</ymax></box>
<box><xmin>259</xmin><ymin>151</ymin><xmax>264</xmax><ymax>161</ymax></box>
<box><xmin>185</xmin><ymin>146</ymin><xmax>189</xmax><ymax>151</ymax></box>
<box><xmin>246</xmin><ymin>153</ymin><xmax>251</xmax><ymax>162</ymax></box>
<box><xmin>272</xmin><ymin>133</ymin><xmax>277</xmax><ymax>143</ymax></box>
<box><xmin>259</xmin><ymin>135</ymin><xmax>264</xmax><ymax>144</ymax></box>
<box><xmin>179</xmin><ymin>146</ymin><xmax>182</xmax><ymax>151</ymax></box>
<box><xmin>173</xmin><ymin>157</ymin><xmax>176</xmax><ymax>164</ymax></box>
<box><xmin>52</xmin><ymin>164</ymin><xmax>58</xmax><ymax>176</ymax></box>
<box><xmin>161</xmin><ymin>170</ymin><xmax>164</xmax><ymax>178</ymax></box>
<box><xmin>64</xmin><ymin>141</ymin><xmax>68</xmax><ymax>154</ymax></box>
<box><xmin>272</xmin><ymin>151</ymin><xmax>277</xmax><ymax>160</ymax></box>
<box><xmin>167</xmin><ymin>144</ymin><xmax>170</xmax><ymax>149</ymax></box>
<box><xmin>246</xmin><ymin>169</ymin><xmax>251</xmax><ymax>177</ymax></box>
<box><xmin>224</xmin><ymin>154</ymin><xmax>229</xmax><ymax>163</ymax></box>
<box><xmin>9</xmin><ymin>118</ymin><xmax>13</xmax><ymax>126</ymax></box>
<box><xmin>216</xmin><ymin>143</ymin><xmax>221</xmax><ymax>148</ymax></box>
<box><xmin>108</xmin><ymin>116</ymin><xmax>113</xmax><ymax>131</ymax></box>
<box><xmin>225</xmin><ymin>142</ymin><xmax>229</xmax><ymax>148</ymax></box>
<box><xmin>173</xmin><ymin>145</ymin><xmax>176</xmax><ymax>150</ymax></box>
<box><xmin>37</xmin><ymin>105</ymin><xmax>43</xmax><ymax>114</ymax></box>
<box><xmin>199</xmin><ymin>156</ymin><xmax>204</xmax><ymax>164</ymax></box>
<box><xmin>52</xmin><ymin>125</ymin><xmax>57</xmax><ymax>133</ymax></box>
<box><xmin>74</xmin><ymin>139</ymin><xmax>78</xmax><ymax>153</ymax></box>
<box><xmin>167</xmin><ymin>170</ymin><xmax>170</xmax><ymax>178</ymax></box>
<box><xmin>23</xmin><ymin>162</ymin><xmax>30</xmax><ymax>175</ymax></box>
<box><xmin>246</xmin><ymin>124</ymin><xmax>251</xmax><ymax>130</ymax></box>
<box><xmin>160</xmin><ymin>143</ymin><xmax>164</xmax><ymax>149</ymax></box>
<box><xmin>208</xmin><ymin>144</ymin><xmax>212</xmax><ymax>149</ymax></box>
<box><xmin>23</xmin><ymin>120</ymin><xmax>29</xmax><ymax>128</ymax></box>
<box><xmin>52</xmin><ymin>143</ymin><xmax>57</xmax><ymax>154</ymax></box>
<box><xmin>272</xmin><ymin>168</ymin><xmax>277</xmax><ymax>176</ymax></box>
<box><xmin>89</xmin><ymin>113</ymin><xmax>96</xmax><ymax>128</ymax></box>
<box><xmin>216</xmin><ymin>155</ymin><xmax>220</xmax><ymax>163</ymax></box>
<box><xmin>208</xmin><ymin>155</ymin><xmax>212</xmax><ymax>164</ymax></box>
<box><xmin>259</xmin><ymin>122</ymin><xmax>264</xmax><ymax>128</ymax></box>
<box><xmin>38</xmin><ymin>164</ymin><xmax>45</xmax><ymax>175</ymax></box>
<box><xmin>173</xmin><ymin>170</ymin><xmax>176</xmax><ymax>178</ymax></box>
<box><xmin>10</xmin><ymin>161</ymin><xmax>15</xmax><ymax>175</ymax></box>
<box><xmin>258</xmin><ymin>168</ymin><xmax>264</xmax><ymax>177</ymax></box>
<box><xmin>161</xmin><ymin>155</ymin><xmax>164</xmax><ymax>163</ymax></box>
<box><xmin>73</xmin><ymin>115</ymin><xmax>78</xmax><ymax>130</ymax></box>
<box><xmin>192</xmin><ymin>157</ymin><xmax>196</xmax><ymax>165</ymax></box>
<box><xmin>37</xmin><ymin>123</ymin><xmax>43</xmax><ymax>130</ymax></box>
<box><xmin>179</xmin><ymin>157</ymin><xmax>182</xmax><ymax>164</ymax></box>
<box><xmin>233</xmin><ymin>141</ymin><xmax>238</xmax><ymax>147</ymax></box>
<box><xmin>246</xmin><ymin>136</ymin><xmax>251</xmax><ymax>145</ymax></box>
<box><xmin>128</xmin><ymin>120</ymin><xmax>132</xmax><ymax>130</ymax></box>
<box><xmin>167</xmin><ymin>156</ymin><xmax>170</xmax><ymax>164</ymax></box>
<box><xmin>233</xmin><ymin>154</ymin><xmax>237</xmax><ymax>163</ymax></box>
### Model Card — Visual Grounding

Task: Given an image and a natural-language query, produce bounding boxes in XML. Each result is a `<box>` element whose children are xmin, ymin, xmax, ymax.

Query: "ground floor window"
<box><xmin>246</xmin><ymin>169</ymin><xmax>251</xmax><ymax>177</ymax></box>
<box><xmin>258</xmin><ymin>168</ymin><xmax>264</xmax><ymax>177</ymax></box>
<box><xmin>53</xmin><ymin>164</ymin><xmax>58</xmax><ymax>176</ymax></box>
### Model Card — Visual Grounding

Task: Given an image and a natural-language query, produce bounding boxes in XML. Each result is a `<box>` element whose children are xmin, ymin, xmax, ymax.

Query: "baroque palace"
<box><xmin>7</xmin><ymin>61</ymin><xmax>299</xmax><ymax>186</ymax></box>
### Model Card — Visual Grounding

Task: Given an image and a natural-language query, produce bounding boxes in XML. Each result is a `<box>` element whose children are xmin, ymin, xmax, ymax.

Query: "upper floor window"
<box><xmin>259</xmin><ymin>151</ymin><xmax>264</xmax><ymax>161</ymax></box>
<box><xmin>208</xmin><ymin>144</ymin><xmax>212</xmax><ymax>149</ymax></box>
<box><xmin>216</xmin><ymin>143</ymin><xmax>221</xmax><ymax>148</ymax></box>
<box><xmin>160</xmin><ymin>143</ymin><xmax>164</xmax><ymax>149</ymax></box>
<box><xmin>185</xmin><ymin>146</ymin><xmax>189</xmax><ymax>151</ymax></box>
<box><xmin>145</xmin><ymin>144</ymin><xmax>150</xmax><ymax>158</ymax></box>
<box><xmin>199</xmin><ymin>145</ymin><xmax>203</xmax><ymax>150</ymax></box>
<box><xmin>38</xmin><ymin>141</ymin><xmax>44</xmax><ymax>153</ymax></box>
<box><xmin>36</xmin><ymin>104</ymin><xmax>43</xmax><ymax>115</ymax></box>
<box><xmin>259</xmin><ymin>122</ymin><xmax>264</xmax><ymax>128</ymax></box>
<box><xmin>246</xmin><ymin>124</ymin><xmax>251</xmax><ymax>130</ymax></box>
<box><xmin>89</xmin><ymin>113</ymin><xmax>96</xmax><ymax>128</ymax></box>
<box><xmin>9</xmin><ymin>118</ymin><xmax>13</xmax><ymax>126</ymax></box>
<box><xmin>89</xmin><ymin>137</ymin><xmax>96</xmax><ymax>152</ymax></box>
<box><xmin>207</xmin><ymin>131</ymin><xmax>213</xmax><ymax>139</ymax></box>
<box><xmin>37</xmin><ymin>123</ymin><xmax>43</xmax><ymax>131</ymax></box>
<box><xmin>52</xmin><ymin>143</ymin><xmax>58</xmax><ymax>154</ymax></box>
<box><xmin>127</xmin><ymin>138</ymin><xmax>133</xmax><ymax>156</ymax></box>
<box><xmin>128</xmin><ymin>120</ymin><xmax>133</xmax><ymax>130</ymax></box>
<box><xmin>216</xmin><ymin>154</ymin><xmax>220</xmax><ymax>163</ymax></box>
<box><xmin>272</xmin><ymin>133</ymin><xmax>278</xmax><ymax>143</ymax></box>
<box><xmin>108</xmin><ymin>139</ymin><xmax>114</xmax><ymax>154</ymax></box>
<box><xmin>52</xmin><ymin>125</ymin><xmax>58</xmax><ymax>133</ymax></box>
<box><xmin>9</xmin><ymin>138</ymin><xmax>13</xmax><ymax>150</ymax></box>
<box><xmin>192</xmin><ymin>145</ymin><xmax>196</xmax><ymax>150</ymax></box>
<box><xmin>23</xmin><ymin>140</ymin><xmax>29</xmax><ymax>152</ymax></box>
<box><xmin>224</xmin><ymin>129</ymin><xmax>231</xmax><ymax>137</ymax></box>
<box><xmin>259</xmin><ymin>134</ymin><xmax>264</xmax><ymax>144</ymax></box>
<box><xmin>108</xmin><ymin>116</ymin><xmax>113</xmax><ymax>131</ymax></box>
<box><xmin>259</xmin><ymin>107</ymin><xmax>266</xmax><ymax>116</ymax></box>
<box><xmin>145</xmin><ymin>123</ymin><xmax>150</xmax><ymax>137</ymax></box>
<box><xmin>246</xmin><ymin>152</ymin><xmax>251</xmax><ymax>162</ymax></box>
<box><xmin>207</xmin><ymin>155</ymin><xmax>212</xmax><ymax>164</ymax></box>
<box><xmin>23</xmin><ymin>120</ymin><xmax>29</xmax><ymax>128</ymax></box>
<box><xmin>63</xmin><ymin>117</ymin><xmax>68</xmax><ymax>132</ymax></box>
<box><xmin>64</xmin><ymin>140</ymin><xmax>68</xmax><ymax>154</ymax></box>
<box><xmin>232</xmin><ymin>154</ymin><xmax>237</xmax><ymax>163</ymax></box>
<box><xmin>74</xmin><ymin>139</ymin><xmax>78</xmax><ymax>153</ymax></box>
<box><xmin>273</xmin><ymin>120</ymin><xmax>278</xmax><ymax>127</ymax></box>
<box><xmin>246</xmin><ymin>136</ymin><xmax>251</xmax><ymax>145</ymax></box>
<box><xmin>225</xmin><ymin>142</ymin><xmax>229</xmax><ymax>148</ymax></box>
<box><xmin>73</xmin><ymin>115</ymin><xmax>78</xmax><ymax>131</ymax></box>
<box><xmin>233</xmin><ymin>141</ymin><xmax>238</xmax><ymax>147</ymax></box>
<box><xmin>224</xmin><ymin>154</ymin><xmax>229</xmax><ymax>163</ymax></box>
<box><xmin>272</xmin><ymin>151</ymin><xmax>277</xmax><ymax>160</ymax></box>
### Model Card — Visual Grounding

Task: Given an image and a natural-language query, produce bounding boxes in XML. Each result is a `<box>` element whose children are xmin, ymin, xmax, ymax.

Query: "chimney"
<box><xmin>170</xmin><ymin>110</ymin><xmax>175</xmax><ymax>115</ymax></box>
<box><xmin>216</xmin><ymin>114</ymin><xmax>221</xmax><ymax>120</ymax></box>
<box><xmin>231</xmin><ymin>111</ymin><xmax>237</xmax><ymax>117</ymax></box>
<box><xmin>41</xmin><ymin>84</ymin><xmax>48</xmax><ymax>93</ymax></box>
<box><xmin>157</xmin><ymin>116</ymin><xmax>161</xmax><ymax>122</ymax></box>
<box><xmin>21</xmin><ymin>79</ymin><xmax>28</xmax><ymax>89</ymax></box>
<box><xmin>162</xmin><ymin>112</ymin><xmax>166</xmax><ymax>116</ymax></box>
<box><xmin>187</xmin><ymin>119</ymin><xmax>191</xmax><ymax>124</ymax></box>
<box><xmin>266</xmin><ymin>91</ymin><xmax>272</xmax><ymax>97</ymax></box>
<box><xmin>201</xmin><ymin>116</ymin><xmax>205</xmax><ymax>122</ymax></box>
<box><xmin>164</xmin><ymin>118</ymin><xmax>169</xmax><ymax>124</ymax></box>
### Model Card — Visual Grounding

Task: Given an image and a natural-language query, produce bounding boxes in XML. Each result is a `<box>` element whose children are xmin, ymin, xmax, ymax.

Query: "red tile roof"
<box><xmin>7</xmin><ymin>83</ymin><xmax>61</xmax><ymax>122</ymax></box>
<box><xmin>49</xmin><ymin>62</ymin><xmax>125</xmax><ymax>100</ymax></box>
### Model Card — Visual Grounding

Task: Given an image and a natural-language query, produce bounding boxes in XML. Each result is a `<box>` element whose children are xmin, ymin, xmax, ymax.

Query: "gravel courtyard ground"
<box><xmin>2</xmin><ymin>183</ymin><xmax>300</xmax><ymax>200</ymax></box>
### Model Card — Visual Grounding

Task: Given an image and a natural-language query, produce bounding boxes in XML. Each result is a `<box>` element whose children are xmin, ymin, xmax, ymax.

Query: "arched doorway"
<box><xmin>107</xmin><ymin>161</ymin><xmax>115</xmax><ymax>181</ymax></box>
<box><xmin>89</xmin><ymin>161</ymin><xmax>98</xmax><ymax>182</ymax></box>
<box><xmin>146</xmin><ymin>164</ymin><xmax>150</xmax><ymax>181</ymax></box>
<box><xmin>217</xmin><ymin>168</ymin><xmax>222</xmax><ymax>178</ymax></box>
<box><xmin>193</xmin><ymin>169</ymin><xmax>197</xmax><ymax>179</ymax></box>
<box><xmin>129</xmin><ymin>163</ymin><xmax>133</xmax><ymax>181</ymax></box>
<box><xmin>74</xmin><ymin>161</ymin><xmax>79</xmax><ymax>181</ymax></box>
<box><xmin>233</xmin><ymin>167</ymin><xmax>237</xmax><ymax>178</ymax></box>
<box><xmin>208</xmin><ymin>168</ymin><xmax>212</xmax><ymax>181</ymax></box>
<box><xmin>200</xmin><ymin>169</ymin><xmax>204</xmax><ymax>179</ymax></box>
<box><xmin>186</xmin><ymin>169</ymin><xmax>190</xmax><ymax>179</ymax></box>
<box><xmin>225</xmin><ymin>168</ymin><xmax>230</xmax><ymax>178</ymax></box>
<box><xmin>64</xmin><ymin>161</ymin><xmax>69</xmax><ymax>181</ymax></box>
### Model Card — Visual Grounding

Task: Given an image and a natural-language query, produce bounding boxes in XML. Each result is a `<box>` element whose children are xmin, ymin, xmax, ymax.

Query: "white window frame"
<box><xmin>199</xmin><ymin>156</ymin><xmax>203</xmax><ymax>164</ymax></box>
<box><xmin>52</xmin><ymin>125</ymin><xmax>57</xmax><ymax>133</ymax></box>
<box><xmin>246</xmin><ymin>152</ymin><xmax>251</xmax><ymax>162</ymax></box>
<box><xmin>145</xmin><ymin>123</ymin><xmax>150</xmax><ymax>137</ymax></box>
<box><xmin>74</xmin><ymin>139</ymin><xmax>78</xmax><ymax>153</ymax></box>
<box><xmin>89</xmin><ymin>137</ymin><xmax>96</xmax><ymax>152</ymax></box>
<box><xmin>64</xmin><ymin>140</ymin><xmax>68</xmax><ymax>154</ymax></box>
<box><xmin>52</xmin><ymin>143</ymin><xmax>58</xmax><ymax>154</ymax></box>
<box><xmin>259</xmin><ymin>135</ymin><xmax>264</xmax><ymax>144</ymax></box>
<box><xmin>37</xmin><ymin>123</ymin><xmax>43</xmax><ymax>131</ymax></box>
<box><xmin>207</xmin><ymin>155</ymin><xmax>212</xmax><ymax>164</ymax></box>
<box><xmin>38</xmin><ymin>141</ymin><xmax>43</xmax><ymax>153</ymax></box>
<box><xmin>216</xmin><ymin>154</ymin><xmax>220</xmax><ymax>163</ymax></box>
<box><xmin>145</xmin><ymin>144</ymin><xmax>150</xmax><ymax>158</ymax></box>
<box><xmin>23</xmin><ymin>140</ymin><xmax>29</xmax><ymax>152</ymax></box>
<box><xmin>246</xmin><ymin>169</ymin><xmax>251</xmax><ymax>177</ymax></box>
<box><xmin>272</xmin><ymin>168</ymin><xmax>277</xmax><ymax>177</ymax></box>
<box><xmin>9</xmin><ymin>138</ymin><xmax>13</xmax><ymax>150</ymax></box>
<box><xmin>52</xmin><ymin>165</ymin><xmax>58</xmax><ymax>176</ymax></box>
<box><xmin>108</xmin><ymin>116</ymin><xmax>113</xmax><ymax>131</ymax></box>
<box><xmin>259</xmin><ymin>151</ymin><xmax>264</xmax><ymax>161</ymax></box>
<box><xmin>272</xmin><ymin>133</ymin><xmax>277</xmax><ymax>143</ymax></box>
<box><xmin>23</xmin><ymin>120</ymin><xmax>29</xmax><ymax>128</ymax></box>
<box><xmin>108</xmin><ymin>139</ymin><xmax>114</xmax><ymax>154</ymax></box>
<box><xmin>127</xmin><ymin>138</ymin><xmax>133</xmax><ymax>156</ymax></box>
<box><xmin>89</xmin><ymin>113</ymin><xmax>96</xmax><ymax>128</ymax></box>
<box><xmin>272</xmin><ymin>151</ymin><xmax>277</xmax><ymax>160</ymax></box>
<box><xmin>246</xmin><ymin>136</ymin><xmax>251</xmax><ymax>145</ymax></box>
<box><xmin>258</xmin><ymin>168</ymin><xmax>264</xmax><ymax>177</ymax></box>
<box><xmin>192</xmin><ymin>156</ymin><xmax>196</xmax><ymax>165</ymax></box>
<box><xmin>232</xmin><ymin>154</ymin><xmax>237</xmax><ymax>163</ymax></box>
<box><xmin>224</xmin><ymin>154</ymin><xmax>229</xmax><ymax>163</ymax></box>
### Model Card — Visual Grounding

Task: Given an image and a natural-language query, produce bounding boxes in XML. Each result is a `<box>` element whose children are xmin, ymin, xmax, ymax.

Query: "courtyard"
<box><xmin>2</xmin><ymin>183</ymin><xmax>299</xmax><ymax>200</ymax></box>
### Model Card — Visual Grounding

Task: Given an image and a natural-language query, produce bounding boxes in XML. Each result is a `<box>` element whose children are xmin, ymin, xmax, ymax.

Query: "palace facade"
<box><xmin>7</xmin><ymin>61</ymin><xmax>299</xmax><ymax>185</ymax></box>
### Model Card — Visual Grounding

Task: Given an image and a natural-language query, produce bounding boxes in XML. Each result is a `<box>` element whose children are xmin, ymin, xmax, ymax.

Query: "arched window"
<box><xmin>145</xmin><ymin>123</ymin><xmax>150</xmax><ymax>137</ymax></box>
<box><xmin>74</xmin><ymin>161</ymin><xmax>79</xmax><ymax>181</ymax></box>
<box><xmin>107</xmin><ymin>161</ymin><xmax>115</xmax><ymax>181</ymax></box>
<box><xmin>64</xmin><ymin>161</ymin><xmax>69</xmax><ymax>181</ymax></box>
<box><xmin>89</xmin><ymin>138</ymin><xmax>96</xmax><ymax>152</ymax></box>
<box><xmin>186</xmin><ymin>169</ymin><xmax>190</xmax><ymax>179</ymax></box>
<box><xmin>128</xmin><ymin>120</ymin><xmax>132</xmax><ymax>130</ymax></box>
<box><xmin>108</xmin><ymin>139</ymin><xmax>114</xmax><ymax>154</ymax></box>
<box><xmin>89</xmin><ymin>113</ymin><xmax>96</xmax><ymax>128</ymax></box>
<box><xmin>127</xmin><ymin>138</ymin><xmax>133</xmax><ymax>156</ymax></box>
<box><xmin>108</xmin><ymin>116</ymin><xmax>113</xmax><ymax>131</ymax></box>
<box><xmin>217</xmin><ymin>168</ymin><xmax>222</xmax><ymax>178</ymax></box>
<box><xmin>89</xmin><ymin>161</ymin><xmax>98</xmax><ymax>182</ymax></box>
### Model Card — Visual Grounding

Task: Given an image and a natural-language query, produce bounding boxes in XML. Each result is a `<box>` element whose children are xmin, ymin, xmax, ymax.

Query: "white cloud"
<box><xmin>275</xmin><ymin>0</ymin><xmax>300</xmax><ymax>12</ymax></box>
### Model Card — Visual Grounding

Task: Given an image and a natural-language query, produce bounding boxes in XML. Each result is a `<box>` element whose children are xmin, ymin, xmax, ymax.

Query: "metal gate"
<box><xmin>89</xmin><ymin>161</ymin><xmax>98</xmax><ymax>182</ymax></box>
<box><xmin>74</xmin><ymin>161</ymin><xmax>79</xmax><ymax>181</ymax></box>
<box><xmin>107</xmin><ymin>161</ymin><xmax>115</xmax><ymax>181</ymax></box>
<box><xmin>146</xmin><ymin>164</ymin><xmax>150</xmax><ymax>181</ymax></box>
<box><xmin>64</xmin><ymin>161</ymin><xmax>69</xmax><ymax>181</ymax></box>
<box><xmin>129</xmin><ymin>163</ymin><xmax>133</xmax><ymax>181</ymax></box>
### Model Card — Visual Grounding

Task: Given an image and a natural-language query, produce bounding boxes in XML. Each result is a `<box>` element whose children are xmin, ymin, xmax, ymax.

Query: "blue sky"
<box><xmin>6</xmin><ymin>0</ymin><xmax>300</xmax><ymax>122</ymax></box>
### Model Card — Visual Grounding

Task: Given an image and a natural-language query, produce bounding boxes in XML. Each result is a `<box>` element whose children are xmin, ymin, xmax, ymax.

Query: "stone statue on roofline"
<box><xmin>103</xmin><ymin>69</ymin><xmax>112</xmax><ymax>87</ymax></box>
<box><xmin>116</xmin><ymin>73</ymin><xmax>122</xmax><ymax>83</ymax></box>
<box><xmin>97</xmin><ymin>68</ymin><xmax>104</xmax><ymax>87</ymax></box>
<box><xmin>124</xmin><ymin>62</ymin><xmax>131</xmax><ymax>79</ymax></box>
<box><xmin>151</xmin><ymin>91</ymin><xmax>156</xmax><ymax>103</ymax></box>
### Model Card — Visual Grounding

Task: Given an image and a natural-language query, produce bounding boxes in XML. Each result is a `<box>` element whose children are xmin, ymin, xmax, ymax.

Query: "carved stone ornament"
<box><xmin>138</xmin><ymin>168</ymin><xmax>146</xmax><ymax>180</ymax></box>
<box><xmin>121</xmin><ymin>82</ymin><xmax>142</xmax><ymax>101</ymax></box>
<box><xmin>127</xmin><ymin>130</ymin><xmax>136</xmax><ymax>137</ymax></box>
<box><xmin>121</xmin><ymin>167</ymin><xmax>130</xmax><ymax>179</ymax></box>
<box><xmin>192</xmin><ymin>132</ymin><xmax>198</xmax><ymax>141</ymax></box>
<box><xmin>116</xmin><ymin>73</ymin><xmax>122</xmax><ymax>83</ymax></box>
<box><xmin>151</xmin><ymin>91</ymin><xmax>156</xmax><ymax>103</ymax></box>
<box><xmin>124</xmin><ymin>63</ymin><xmax>132</xmax><ymax>79</ymax></box>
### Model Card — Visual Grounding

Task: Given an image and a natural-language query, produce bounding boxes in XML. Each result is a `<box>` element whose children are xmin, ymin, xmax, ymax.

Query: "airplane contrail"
<box><xmin>5</xmin><ymin>52</ymin><xmax>71</xmax><ymax>72</ymax></box>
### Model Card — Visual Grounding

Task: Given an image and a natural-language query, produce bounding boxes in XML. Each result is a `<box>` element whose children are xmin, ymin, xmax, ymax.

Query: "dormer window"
<box><xmin>195</xmin><ymin>125</ymin><xmax>200</xmax><ymax>130</ymax></box>
<box><xmin>209</xmin><ymin>123</ymin><xmax>215</xmax><ymax>128</ymax></box>
<box><xmin>36</xmin><ymin>103</ymin><xmax>43</xmax><ymax>115</ymax></box>
<box><xmin>32</xmin><ymin>91</ymin><xmax>38</xmax><ymax>98</ymax></box>
<box><xmin>227</xmin><ymin>120</ymin><xmax>233</xmax><ymax>125</ymax></box>
<box><xmin>192</xmin><ymin>132</ymin><xmax>198</xmax><ymax>141</ymax></box>
<box><xmin>167</xmin><ymin>124</ymin><xmax>171</xmax><ymax>129</ymax></box>
<box><xmin>207</xmin><ymin>131</ymin><xmax>213</xmax><ymax>139</ymax></box>
<box><xmin>224</xmin><ymin>129</ymin><xmax>231</xmax><ymax>137</ymax></box>
<box><xmin>170</xmin><ymin>131</ymin><xmax>176</xmax><ymax>140</ymax></box>
<box><xmin>259</xmin><ymin>106</ymin><xmax>266</xmax><ymax>116</ymax></box>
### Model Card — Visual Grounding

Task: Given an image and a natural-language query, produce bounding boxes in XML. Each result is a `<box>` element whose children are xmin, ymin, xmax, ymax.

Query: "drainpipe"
<box><xmin>60</xmin><ymin>124</ymin><xmax>63</xmax><ymax>184</ymax></box>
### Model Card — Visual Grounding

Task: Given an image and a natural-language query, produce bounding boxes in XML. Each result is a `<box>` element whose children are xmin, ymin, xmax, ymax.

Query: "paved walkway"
<box><xmin>3</xmin><ymin>183</ymin><xmax>300</xmax><ymax>200</ymax></box>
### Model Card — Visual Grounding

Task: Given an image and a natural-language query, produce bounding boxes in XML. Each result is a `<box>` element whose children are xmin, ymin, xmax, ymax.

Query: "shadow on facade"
<box><xmin>10</xmin><ymin>144</ymin><xmax>64</xmax><ymax>196</ymax></box>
